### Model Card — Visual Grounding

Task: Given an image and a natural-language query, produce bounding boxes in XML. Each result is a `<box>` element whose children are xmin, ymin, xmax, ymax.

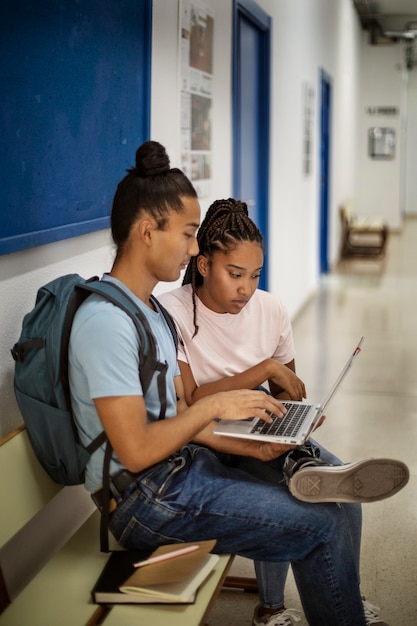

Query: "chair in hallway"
<box><xmin>339</xmin><ymin>203</ymin><xmax>389</xmax><ymax>258</ymax></box>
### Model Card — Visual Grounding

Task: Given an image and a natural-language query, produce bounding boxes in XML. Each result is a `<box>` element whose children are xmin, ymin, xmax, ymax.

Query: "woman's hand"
<box><xmin>269</xmin><ymin>361</ymin><xmax>306</xmax><ymax>400</ymax></box>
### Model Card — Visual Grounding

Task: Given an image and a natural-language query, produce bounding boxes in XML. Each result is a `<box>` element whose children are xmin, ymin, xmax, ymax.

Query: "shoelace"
<box><xmin>261</xmin><ymin>607</ymin><xmax>303</xmax><ymax>626</ymax></box>
<box><xmin>363</xmin><ymin>599</ymin><xmax>385</xmax><ymax>624</ymax></box>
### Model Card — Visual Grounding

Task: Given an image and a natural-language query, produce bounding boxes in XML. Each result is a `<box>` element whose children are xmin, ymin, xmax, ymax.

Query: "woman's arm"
<box><xmin>174</xmin><ymin>374</ymin><xmax>188</xmax><ymax>413</ymax></box>
<box><xmin>268</xmin><ymin>359</ymin><xmax>301</xmax><ymax>399</ymax></box>
<box><xmin>179</xmin><ymin>358</ymin><xmax>305</xmax><ymax>405</ymax></box>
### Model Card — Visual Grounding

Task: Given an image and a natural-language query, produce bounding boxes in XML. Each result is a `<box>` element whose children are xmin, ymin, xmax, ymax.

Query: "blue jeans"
<box><xmin>233</xmin><ymin>440</ymin><xmax>362</xmax><ymax>609</ymax></box>
<box><xmin>109</xmin><ymin>444</ymin><xmax>366</xmax><ymax>626</ymax></box>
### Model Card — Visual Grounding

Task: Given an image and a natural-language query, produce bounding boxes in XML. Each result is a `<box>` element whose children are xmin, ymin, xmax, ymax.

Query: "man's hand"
<box><xmin>255</xmin><ymin>440</ymin><xmax>297</xmax><ymax>462</ymax></box>
<box><xmin>205</xmin><ymin>388</ymin><xmax>287</xmax><ymax>423</ymax></box>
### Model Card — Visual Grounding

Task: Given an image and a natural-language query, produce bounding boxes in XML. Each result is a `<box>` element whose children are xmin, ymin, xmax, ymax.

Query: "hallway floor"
<box><xmin>208</xmin><ymin>216</ymin><xmax>417</xmax><ymax>625</ymax></box>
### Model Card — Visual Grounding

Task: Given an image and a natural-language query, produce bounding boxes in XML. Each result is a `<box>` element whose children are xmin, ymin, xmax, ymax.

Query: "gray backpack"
<box><xmin>11</xmin><ymin>274</ymin><xmax>177</xmax><ymax>550</ymax></box>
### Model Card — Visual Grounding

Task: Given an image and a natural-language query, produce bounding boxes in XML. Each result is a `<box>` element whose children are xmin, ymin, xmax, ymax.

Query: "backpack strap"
<box><xmin>80</xmin><ymin>280</ymin><xmax>178</xmax><ymax>413</ymax></box>
<box><xmin>150</xmin><ymin>294</ymin><xmax>179</xmax><ymax>421</ymax></box>
<box><xmin>79</xmin><ymin>280</ymin><xmax>157</xmax><ymax>392</ymax></box>
<box><xmin>85</xmin><ymin>431</ymin><xmax>107</xmax><ymax>455</ymax></box>
<box><xmin>150</xmin><ymin>294</ymin><xmax>179</xmax><ymax>354</ymax></box>
<box><xmin>11</xmin><ymin>338</ymin><xmax>44</xmax><ymax>362</ymax></box>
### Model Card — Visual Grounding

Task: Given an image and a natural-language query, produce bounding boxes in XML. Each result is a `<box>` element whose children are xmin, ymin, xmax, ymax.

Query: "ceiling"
<box><xmin>353</xmin><ymin>0</ymin><xmax>417</xmax><ymax>68</ymax></box>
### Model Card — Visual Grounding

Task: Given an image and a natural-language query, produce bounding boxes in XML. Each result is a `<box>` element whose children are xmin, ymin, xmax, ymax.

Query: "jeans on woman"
<box><xmin>232</xmin><ymin>439</ymin><xmax>362</xmax><ymax>609</ymax></box>
<box><xmin>109</xmin><ymin>443</ymin><xmax>366</xmax><ymax>626</ymax></box>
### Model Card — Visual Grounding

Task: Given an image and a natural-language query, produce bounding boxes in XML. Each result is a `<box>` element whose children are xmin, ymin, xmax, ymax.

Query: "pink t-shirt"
<box><xmin>158</xmin><ymin>284</ymin><xmax>295</xmax><ymax>387</ymax></box>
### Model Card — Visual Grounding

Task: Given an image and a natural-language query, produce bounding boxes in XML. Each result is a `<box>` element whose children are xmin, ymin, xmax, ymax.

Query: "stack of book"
<box><xmin>91</xmin><ymin>539</ymin><xmax>219</xmax><ymax>605</ymax></box>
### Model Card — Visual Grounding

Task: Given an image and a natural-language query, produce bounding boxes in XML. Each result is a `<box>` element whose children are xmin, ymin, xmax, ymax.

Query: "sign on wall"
<box><xmin>302</xmin><ymin>82</ymin><xmax>315</xmax><ymax>176</ymax></box>
<box><xmin>368</xmin><ymin>127</ymin><xmax>396</xmax><ymax>159</ymax></box>
<box><xmin>180</xmin><ymin>0</ymin><xmax>214</xmax><ymax>198</ymax></box>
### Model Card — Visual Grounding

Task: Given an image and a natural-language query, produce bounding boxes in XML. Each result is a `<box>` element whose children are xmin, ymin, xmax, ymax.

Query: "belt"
<box><xmin>91</xmin><ymin>469</ymin><xmax>141</xmax><ymax>513</ymax></box>
<box><xmin>92</xmin><ymin>454</ymin><xmax>186</xmax><ymax>513</ymax></box>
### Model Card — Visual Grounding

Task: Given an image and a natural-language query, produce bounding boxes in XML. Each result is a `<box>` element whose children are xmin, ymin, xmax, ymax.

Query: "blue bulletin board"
<box><xmin>0</xmin><ymin>0</ymin><xmax>151</xmax><ymax>255</ymax></box>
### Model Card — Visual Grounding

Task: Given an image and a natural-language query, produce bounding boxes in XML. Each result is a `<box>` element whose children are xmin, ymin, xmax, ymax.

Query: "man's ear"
<box><xmin>197</xmin><ymin>255</ymin><xmax>209</xmax><ymax>276</ymax></box>
<box><xmin>136</xmin><ymin>216</ymin><xmax>157</xmax><ymax>246</ymax></box>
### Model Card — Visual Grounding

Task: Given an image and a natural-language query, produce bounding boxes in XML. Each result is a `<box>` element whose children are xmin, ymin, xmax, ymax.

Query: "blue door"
<box><xmin>233</xmin><ymin>0</ymin><xmax>271</xmax><ymax>290</ymax></box>
<box><xmin>319</xmin><ymin>69</ymin><xmax>332</xmax><ymax>274</ymax></box>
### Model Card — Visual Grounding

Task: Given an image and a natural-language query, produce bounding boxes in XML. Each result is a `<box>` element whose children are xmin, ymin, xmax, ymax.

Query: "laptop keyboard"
<box><xmin>250</xmin><ymin>403</ymin><xmax>312</xmax><ymax>437</ymax></box>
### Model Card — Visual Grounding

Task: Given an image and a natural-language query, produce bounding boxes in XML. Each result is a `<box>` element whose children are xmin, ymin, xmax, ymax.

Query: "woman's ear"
<box><xmin>197</xmin><ymin>254</ymin><xmax>209</xmax><ymax>277</ymax></box>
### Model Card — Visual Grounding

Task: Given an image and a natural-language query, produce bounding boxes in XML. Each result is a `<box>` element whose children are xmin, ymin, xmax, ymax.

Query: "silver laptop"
<box><xmin>213</xmin><ymin>337</ymin><xmax>364</xmax><ymax>446</ymax></box>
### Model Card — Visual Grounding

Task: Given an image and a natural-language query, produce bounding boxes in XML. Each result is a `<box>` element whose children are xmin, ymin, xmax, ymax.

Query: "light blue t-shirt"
<box><xmin>68</xmin><ymin>276</ymin><xmax>179</xmax><ymax>492</ymax></box>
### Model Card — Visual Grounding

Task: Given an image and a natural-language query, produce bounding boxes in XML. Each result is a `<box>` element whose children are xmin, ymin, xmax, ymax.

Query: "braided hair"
<box><xmin>182</xmin><ymin>198</ymin><xmax>263</xmax><ymax>336</ymax></box>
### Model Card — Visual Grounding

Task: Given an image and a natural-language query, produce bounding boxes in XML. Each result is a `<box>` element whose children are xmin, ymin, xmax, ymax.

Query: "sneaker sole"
<box><xmin>288</xmin><ymin>458</ymin><xmax>409</xmax><ymax>503</ymax></box>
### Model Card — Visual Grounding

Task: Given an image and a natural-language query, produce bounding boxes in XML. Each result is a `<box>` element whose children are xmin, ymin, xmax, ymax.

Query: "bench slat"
<box><xmin>1</xmin><ymin>512</ymin><xmax>108</xmax><ymax>626</ymax></box>
<box><xmin>0</xmin><ymin>429</ymin><xmax>60</xmax><ymax>546</ymax></box>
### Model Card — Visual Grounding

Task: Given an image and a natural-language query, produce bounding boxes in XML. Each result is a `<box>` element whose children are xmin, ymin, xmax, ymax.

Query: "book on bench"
<box><xmin>91</xmin><ymin>539</ymin><xmax>219</xmax><ymax>604</ymax></box>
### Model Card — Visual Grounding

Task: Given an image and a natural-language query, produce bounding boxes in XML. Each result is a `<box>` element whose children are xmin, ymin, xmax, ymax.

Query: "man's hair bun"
<box><xmin>133</xmin><ymin>140</ymin><xmax>170</xmax><ymax>177</ymax></box>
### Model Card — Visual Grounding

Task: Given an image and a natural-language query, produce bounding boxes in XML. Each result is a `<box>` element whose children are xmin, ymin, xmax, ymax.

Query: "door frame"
<box><xmin>232</xmin><ymin>0</ymin><xmax>271</xmax><ymax>290</ymax></box>
<box><xmin>319</xmin><ymin>68</ymin><xmax>332</xmax><ymax>274</ymax></box>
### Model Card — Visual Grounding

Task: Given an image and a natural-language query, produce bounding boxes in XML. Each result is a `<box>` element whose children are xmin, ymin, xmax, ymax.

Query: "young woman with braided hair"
<box><xmin>177</xmin><ymin>198</ymin><xmax>306</xmax><ymax>400</ymax></box>
<box><xmin>159</xmin><ymin>197</ymin><xmax>405</xmax><ymax>626</ymax></box>
<box><xmin>69</xmin><ymin>144</ymin><xmax>404</xmax><ymax>626</ymax></box>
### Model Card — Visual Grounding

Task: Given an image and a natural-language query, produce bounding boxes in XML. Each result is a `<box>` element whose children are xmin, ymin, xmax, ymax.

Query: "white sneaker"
<box><xmin>363</xmin><ymin>598</ymin><xmax>389</xmax><ymax>625</ymax></box>
<box><xmin>288</xmin><ymin>458</ymin><xmax>409</xmax><ymax>503</ymax></box>
<box><xmin>252</xmin><ymin>604</ymin><xmax>302</xmax><ymax>626</ymax></box>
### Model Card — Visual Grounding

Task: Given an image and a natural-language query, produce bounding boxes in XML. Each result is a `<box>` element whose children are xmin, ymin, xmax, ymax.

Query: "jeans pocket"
<box><xmin>117</xmin><ymin>512</ymin><xmax>184</xmax><ymax>549</ymax></box>
<box><xmin>110</xmin><ymin>485</ymin><xmax>186</xmax><ymax>549</ymax></box>
<box><xmin>155</xmin><ymin>455</ymin><xmax>186</xmax><ymax>498</ymax></box>
<box><xmin>140</xmin><ymin>454</ymin><xmax>188</xmax><ymax>500</ymax></box>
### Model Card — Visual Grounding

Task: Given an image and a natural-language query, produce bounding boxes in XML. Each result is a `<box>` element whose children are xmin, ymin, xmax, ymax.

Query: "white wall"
<box><xmin>357</xmin><ymin>35</ymin><xmax>406</xmax><ymax>228</ymax></box>
<box><xmin>0</xmin><ymin>230</ymin><xmax>114</xmax><ymax>434</ymax></box>
<box><xmin>405</xmin><ymin>69</ymin><xmax>417</xmax><ymax>215</ymax></box>
<box><xmin>0</xmin><ymin>0</ymin><xmax>409</xmax><ymax>439</ymax></box>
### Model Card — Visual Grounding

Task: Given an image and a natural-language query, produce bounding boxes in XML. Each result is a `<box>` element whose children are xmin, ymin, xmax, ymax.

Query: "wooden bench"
<box><xmin>339</xmin><ymin>203</ymin><xmax>389</xmax><ymax>258</ymax></box>
<box><xmin>0</xmin><ymin>427</ymin><xmax>236</xmax><ymax>626</ymax></box>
